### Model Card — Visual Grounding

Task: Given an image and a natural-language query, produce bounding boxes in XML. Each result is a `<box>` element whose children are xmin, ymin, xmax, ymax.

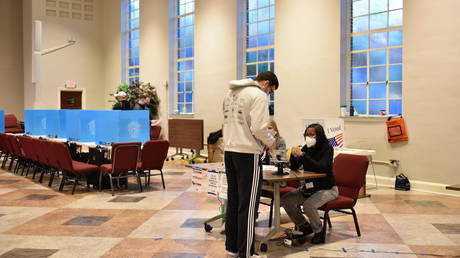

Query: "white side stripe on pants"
<box><xmin>246</xmin><ymin>154</ymin><xmax>260</xmax><ymax>258</ymax></box>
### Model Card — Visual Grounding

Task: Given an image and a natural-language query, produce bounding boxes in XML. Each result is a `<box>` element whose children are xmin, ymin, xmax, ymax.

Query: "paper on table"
<box><xmin>262</xmin><ymin>165</ymin><xmax>277</xmax><ymax>172</ymax></box>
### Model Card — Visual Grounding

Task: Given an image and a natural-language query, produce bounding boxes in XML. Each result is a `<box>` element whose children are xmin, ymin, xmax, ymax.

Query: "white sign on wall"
<box><xmin>302</xmin><ymin>118</ymin><xmax>345</xmax><ymax>148</ymax></box>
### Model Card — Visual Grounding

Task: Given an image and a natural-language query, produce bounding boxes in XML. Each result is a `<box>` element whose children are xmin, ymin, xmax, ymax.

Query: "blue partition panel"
<box><xmin>24</xmin><ymin>110</ymin><xmax>33</xmax><ymax>134</ymax></box>
<box><xmin>58</xmin><ymin>110</ymin><xmax>68</xmax><ymax>139</ymax></box>
<box><xmin>45</xmin><ymin>110</ymin><xmax>60</xmax><ymax>137</ymax></box>
<box><xmin>0</xmin><ymin>110</ymin><xmax>4</xmax><ymax>133</ymax></box>
<box><xmin>79</xmin><ymin>110</ymin><xmax>98</xmax><ymax>142</ymax></box>
<box><xmin>31</xmin><ymin>110</ymin><xmax>48</xmax><ymax>136</ymax></box>
<box><xmin>95</xmin><ymin>110</ymin><xmax>119</xmax><ymax>145</ymax></box>
<box><xmin>118</xmin><ymin>110</ymin><xmax>149</xmax><ymax>144</ymax></box>
<box><xmin>64</xmin><ymin>110</ymin><xmax>81</xmax><ymax>141</ymax></box>
<box><xmin>0</xmin><ymin>110</ymin><xmax>5</xmax><ymax>133</ymax></box>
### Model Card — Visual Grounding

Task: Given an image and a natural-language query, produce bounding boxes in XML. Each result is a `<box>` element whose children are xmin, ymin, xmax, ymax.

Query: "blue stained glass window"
<box><xmin>258</xmin><ymin>62</ymin><xmax>268</xmax><ymax>72</ymax></box>
<box><xmin>178</xmin><ymin>93</ymin><xmax>184</xmax><ymax>102</ymax></box>
<box><xmin>258</xmin><ymin>21</ymin><xmax>269</xmax><ymax>34</ymax></box>
<box><xmin>178</xmin><ymin>49</ymin><xmax>185</xmax><ymax>59</ymax></box>
<box><xmin>370</xmin><ymin>12</ymin><xmax>388</xmax><ymax>30</ymax></box>
<box><xmin>248</xmin><ymin>0</ymin><xmax>257</xmax><ymax>10</ymax></box>
<box><xmin>389</xmin><ymin>100</ymin><xmax>402</xmax><ymax>114</ymax></box>
<box><xmin>389</xmin><ymin>82</ymin><xmax>402</xmax><ymax>98</ymax></box>
<box><xmin>351</xmin><ymin>35</ymin><xmax>368</xmax><ymax>51</ymax></box>
<box><xmin>178</xmin><ymin>72</ymin><xmax>184</xmax><ymax>82</ymax></box>
<box><xmin>270</xmin><ymin>5</ymin><xmax>275</xmax><ymax>18</ymax></box>
<box><xmin>369</xmin><ymin>83</ymin><xmax>387</xmax><ymax>99</ymax></box>
<box><xmin>370</xmin><ymin>0</ymin><xmax>387</xmax><ymax>14</ymax></box>
<box><xmin>185</xmin><ymin>47</ymin><xmax>193</xmax><ymax>58</ymax></box>
<box><xmin>370</xmin><ymin>66</ymin><xmax>386</xmax><ymax>82</ymax></box>
<box><xmin>369</xmin><ymin>100</ymin><xmax>386</xmax><ymax>115</ymax></box>
<box><xmin>258</xmin><ymin>0</ymin><xmax>269</xmax><ymax>8</ymax></box>
<box><xmin>185</xmin><ymin>93</ymin><xmax>193</xmax><ymax>102</ymax></box>
<box><xmin>389</xmin><ymin>30</ymin><xmax>402</xmax><ymax>46</ymax></box>
<box><xmin>247</xmin><ymin>51</ymin><xmax>257</xmax><ymax>63</ymax></box>
<box><xmin>370</xmin><ymin>49</ymin><xmax>387</xmax><ymax>65</ymax></box>
<box><xmin>389</xmin><ymin>0</ymin><xmax>403</xmax><ymax>10</ymax></box>
<box><xmin>389</xmin><ymin>9</ymin><xmax>403</xmax><ymax>27</ymax></box>
<box><xmin>269</xmin><ymin>33</ymin><xmax>274</xmax><ymax>45</ymax></box>
<box><xmin>352</xmin><ymin>68</ymin><xmax>367</xmax><ymax>83</ymax></box>
<box><xmin>178</xmin><ymin>83</ymin><xmax>184</xmax><ymax>93</ymax></box>
<box><xmin>258</xmin><ymin>7</ymin><xmax>269</xmax><ymax>21</ymax></box>
<box><xmin>389</xmin><ymin>65</ymin><xmax>402</xmax><ymax>81</ymax></box>
<box><xmin>185</xmin><ymin>71</ymin><xmax>193</xmax><ymax>81</ymax></box>
<box><xmin>185</xmin><ymin>37</ymin><xmax>193</xmax><ymax>47</ymax></box>
<box><xmin>258</xmin><ymin>49</ymin><xmax>268</xmax><ymax>61</ymax></box>
<box><xmin>185</xmin><ymin>82</ymin><xmax>193</xmax><ymax>91</ymax></box>
<box><xmin>352</xmin><ymin>16</ymin><xmax>368</xmax><ymax>33</ymax></box>
<box><xmin>248</xmin><ymin>23</ymin><xmax>257</xmax><ymax>36</ymax></box>
<box><xmin>269</xmin><ymin>48</ymin><xmax>274</xmax><ymax>61</ymax></box>
<box><xmin>258</xmin><ymin>34</ymin><xmax>269</xmax><ymax>47</ymax></box>
<box><xmin>247</xmin><ymin>64</ymin><xmax>256</xmax><ymax>75</ymax></box>
<box><xmin>247</xmin><ymin>36</ymin><xmax>257</xmax><ymax>48</ymax></box>
<box><xmin>351</xmin><ymin>100</ymin><xmax>367</xmax><ymax>115</ymax></box>
<box><xmin>185</xmin><ymin>60</ymin><xmax>193</xmax><ymax>70</ymax></box>
<box><xmin>352</xmin><ymin>52</ymin><xmax>367</xmax><ymax>67</ymax></box>
<box><xmin>389</xmin><ymin>48</ymin><xmax>402</xmax><ymax>64</ymax></box>
<box><xmin>352</xmin><ymin>84</ymin><xmax>367</xmax><ymax>99</ymax></box>
<box><xmin>270</xmin><ymin>62</ymin><xmax>274</xmax><ymax>72</ymax></box>
<box><xmin>370</xmin><ymin>32</ymin><xmax>387</xmax><ymax>48</ymax></box>
<box><xmin>352</xmin><ymin>0</ymin><xmax>368</xmax><ymax>17</ymax></box>
<box><xmin>186</xmin><ymin>104</ymin><xmax>193</xmax><ymax>113</ymax></box>
<box><xmin>248</xmin><ymin>10</ymin><xmax>257</xmax><ymax>23</ymax></box>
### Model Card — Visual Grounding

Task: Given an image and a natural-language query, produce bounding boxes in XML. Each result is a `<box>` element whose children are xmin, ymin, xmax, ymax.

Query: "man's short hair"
<box><xmin>255</xmin><ymin>71</ymin><xmax>279</xmax><ymax>89</ymax></box>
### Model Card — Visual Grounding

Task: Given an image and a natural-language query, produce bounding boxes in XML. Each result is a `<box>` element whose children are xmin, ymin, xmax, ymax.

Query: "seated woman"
<box><xmin>263</xmin><ymin>120</ymin><xmax>287</xmax><ymax>164</ymax></box>
<box><xmin>280</xmin><ymin>123</ymin><xmax>338</xmax><ymax>244</ymax></box>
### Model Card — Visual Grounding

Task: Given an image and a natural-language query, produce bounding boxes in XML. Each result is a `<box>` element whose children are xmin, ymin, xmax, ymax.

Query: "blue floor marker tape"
<box><xmin>342</xmin><ymin>248</ymin><xmax>347</xmax><ymax>253</ymax></box>
<box><xmin>154</xmin><ymin>237</ymin><xmax>163</xmax><ymax>240</ymax></box>
<box><xmin>305</xmin><ymin>248</ymin><xmax>309</xmax><ymax>252</ymax></box>
<box><xmin>371</xmin><ymin>249</ymin><xmax>375</xmax><ymax>253</ymax></box>
<box><xmin>395</xmin><ymin>251</ymin><xmax>399</xmax><ymax>254</ymax></box>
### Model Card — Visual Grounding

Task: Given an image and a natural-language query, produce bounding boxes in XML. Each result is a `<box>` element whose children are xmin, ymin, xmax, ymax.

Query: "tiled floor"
<box><xmin>1</xmin><ymin>159</ymin><xmax>460</xmax><ymax>257</ymax></box>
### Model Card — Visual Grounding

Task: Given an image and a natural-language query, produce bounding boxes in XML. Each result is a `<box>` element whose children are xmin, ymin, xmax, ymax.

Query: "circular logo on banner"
<box><xmin>41</xmin><ymin>117</ymin><xmax>47</xmax><ymax>130</ymax></box>
<box><xmin>128</xmin><ymin>121</ymin><xmax>141</xmax><ymax>138</ymax></box>
<box><xmin>88</xmin><ymin>120</ymin><xmax>96</xmax><ymax>135</ymax></box>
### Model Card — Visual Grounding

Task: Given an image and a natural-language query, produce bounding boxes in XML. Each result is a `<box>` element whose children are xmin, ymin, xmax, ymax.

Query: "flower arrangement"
<box><xmin>111</xmin><ymin>82</ymin><xmax>160</xmax><ymax>119</ymax></box>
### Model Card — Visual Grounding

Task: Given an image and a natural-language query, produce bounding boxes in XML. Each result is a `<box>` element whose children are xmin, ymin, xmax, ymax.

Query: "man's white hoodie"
<box><xmin>223</xmin><ymin>78</ymin><xmax>275</xmax><ymax>154</ymax></box>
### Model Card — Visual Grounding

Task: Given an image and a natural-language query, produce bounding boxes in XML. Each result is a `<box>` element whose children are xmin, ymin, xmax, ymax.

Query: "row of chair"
<box><xmin>0</xmin><ymin>133</ymin><xmax>170</xmax><ymax>196</ymax></box>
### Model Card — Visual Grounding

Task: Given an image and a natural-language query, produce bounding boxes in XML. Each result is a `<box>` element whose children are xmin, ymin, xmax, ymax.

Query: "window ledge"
<box><xmin>342</xmin><ymin>115</ymin><xmax>389</xmax><ymax>122</ymax></box>
<box><xmin>169</xmin><ymin>113</ymin><xmax>195</xmax><ymax>119</ymax></box>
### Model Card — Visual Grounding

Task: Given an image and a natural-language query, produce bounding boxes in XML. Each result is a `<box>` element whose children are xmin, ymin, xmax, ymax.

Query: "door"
<box><xmin>60</xmin><ymin>91</ymin><xmax>82</xmax><ymax>109</ymax></box>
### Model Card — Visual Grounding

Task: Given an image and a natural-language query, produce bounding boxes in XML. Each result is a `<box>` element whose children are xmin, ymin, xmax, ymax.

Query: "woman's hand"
<box><xmin>291</xmin><ymin>146</ymin><xmax>303</xmax><ymax>157</ymax></box>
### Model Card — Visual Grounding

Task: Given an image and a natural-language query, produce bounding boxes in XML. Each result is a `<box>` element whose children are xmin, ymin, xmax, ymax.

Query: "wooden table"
<box><xmin>259</xmin><ymin>169</ymin><xmax>325</xmax><ymax>251</ymax></box>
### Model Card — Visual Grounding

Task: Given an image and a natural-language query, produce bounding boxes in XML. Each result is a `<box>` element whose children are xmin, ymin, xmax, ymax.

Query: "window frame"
<box><xmin>122</xmin><ymin>0</ymin><xmax>140</xmax><ymax>85</ymax></box>
<box><xmin>344</xmin><ymin>0</ymin><xmax>403</xmax><ymax>117</ymax></box>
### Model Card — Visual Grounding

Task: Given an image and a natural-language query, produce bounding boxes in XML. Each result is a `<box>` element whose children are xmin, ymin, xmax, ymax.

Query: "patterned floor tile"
<box><xmin>0</xmin><ymin>248</ymin><xmax>58</xmax><ymax>258</ymax></box>
<box><xmin>63</xmin><ymin>215</ymin><xmax>112</xmax><ymax>226</ymax></box>
<box><xmin>0</xmin><ymin>206</ymin><xmax>57</xmax><ymax>233</ymax></box>
<box><xmin>64</xmin><ymin>191</ymin><xmax>182</xmax><ymax>210</ymax></box>
<box><xmin>408</xmin><ymin>244</ymin><xmax>460</xmax><ymax>257</ymax></box>
<box><xmin>0</xmin><ymin>189</ymin><xmax>87</xmax><ymax>207</ymax></box>
<box><xmin>432</xmin><ymin>223</ymin><xmax>460</xmax><ymax>234</ymax></box>
<box><xmin>4</xmin><ymin>208</ymin><xmax>157</xmax><ymax>237</ymax></box>
<box><xmin>0</xmin><ymin>235</ymin><xmax>121</xmax><ymax>258</ymax></box>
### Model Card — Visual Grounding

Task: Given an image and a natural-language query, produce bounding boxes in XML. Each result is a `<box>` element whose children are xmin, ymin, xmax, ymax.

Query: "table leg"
<box><xmin>260</xmin><ymin>182</ymin><xmax>288</xmax><ymax>249</ymax></box>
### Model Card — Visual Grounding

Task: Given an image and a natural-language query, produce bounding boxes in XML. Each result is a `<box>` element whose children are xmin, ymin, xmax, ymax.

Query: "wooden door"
<box><xmin>60</xmin><ymin>91</ymin><xmax>82</xmax><ymax>109</ymax></box>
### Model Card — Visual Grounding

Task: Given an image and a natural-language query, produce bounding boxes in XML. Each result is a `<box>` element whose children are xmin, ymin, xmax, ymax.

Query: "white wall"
<box><xmin>0</xmin><ymin>0</ymin><xmax>24</xmax><ymax>119</ymax></box>
<box><xmin>23</xmin><ymin>0</ymin><xmax>105</xmax><ymax>110</ymax></box>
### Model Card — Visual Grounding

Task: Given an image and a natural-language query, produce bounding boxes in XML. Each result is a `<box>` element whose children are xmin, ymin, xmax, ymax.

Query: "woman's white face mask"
<box><xmin>304</xmin><ymin>136</ymin><xmax>316</xmax><ymax>148</ymax></box>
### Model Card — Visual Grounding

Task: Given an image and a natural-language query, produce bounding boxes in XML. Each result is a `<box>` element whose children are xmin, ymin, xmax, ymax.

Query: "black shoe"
<box><xmin>310</xmin><ymin>229</ymin><xmax>325</xmax><ymax>244</ymax></box>
<box><xmin>294</xmin><ymin>223</ymin><xmax>313</xmax><ymax>244</ymax></box>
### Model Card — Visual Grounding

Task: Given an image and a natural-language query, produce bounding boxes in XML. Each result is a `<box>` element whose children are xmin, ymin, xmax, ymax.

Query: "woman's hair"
<box><xmin>269</xmin><ymin>120</ymin><xmax>281</xmax><ymax>140</ymax></box>
<box><xmin>304</xmin><ymin>123</ymin><xmax>329</xmax><ymax>147</ymax></box>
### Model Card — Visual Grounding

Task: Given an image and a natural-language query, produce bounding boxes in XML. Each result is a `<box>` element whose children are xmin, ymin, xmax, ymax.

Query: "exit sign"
<box><xmin>65</xmin><ymin>81</ymin><xmax>76</xmax><ymax>89</ymax></box>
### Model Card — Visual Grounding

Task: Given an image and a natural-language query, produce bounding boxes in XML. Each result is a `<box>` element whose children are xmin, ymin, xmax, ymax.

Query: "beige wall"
<box><xmin>23</xmin><ymin>0</ymin><xmax>105</xmax><ymax>110</ymax></box>
<box><xmin>193</xmin><ymin>0</ymin><xmax>237</xmax><ymax>136</ymax></box>
<box><xmin>274</xmin><ymin>0</ymin><xmax>341</xmax><ymax>145</ymax></box>
<box><xmin>103</xmin><ymin>0</ymin><xmax>121</xmax><ymax>109</ymax></box>
<box><xmin>0</xmin><ymin>0</ymin><xmax>24</xmax><ymax>119</ymax></box>
<box><xmin>139</xmin><ymin>0</ymin><xmax>169</xmax><ymax>132</ymax></box>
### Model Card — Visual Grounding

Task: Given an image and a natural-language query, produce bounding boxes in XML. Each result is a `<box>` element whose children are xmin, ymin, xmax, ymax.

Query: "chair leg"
<box><xmin>59</xmin><ymin>176</ymin><xmax>66</xmax><ymax>191</ymax></box>
<box><xmin>160</xmin><ymin>169</ymin><xmax>165</xmax><ymax>189</ymax></box>
<box><xmin>48</xmin><ymin>169</ymin><xmax>55</xmax><ymax>187</ymax></box>
<box><xmin>268</xmin><ymin>198</ymin><xmax>274</xmax><ymax>228</ymax></box>
<box><xmin>72</xmin><ymin>177</ymin><xmax>78</xmax><ymax>195</ymax></box>
<box><xmin>327</xmin><ymin>215</ymin><xmax>332</xmax><ymax>228</ymax></box>
<box><xmin>351</xmin><ymin>208</ymin><xmax>361</xmax><ymax>237</ymax></box>
<box><xmin>135</xmin><ymin>171</ymin><xmax>143</xmax><ymax>192</ymax></box>
<box><xmin>8</xmin><ymin>157</ymin><xmax>15</xmax><ymax>171</ymax></box>
<box><xmin>109</xmin><ymin>174</ymin><xmax>114</xmax><ymax>196</ymax></box>
<box><xmin>322</xmin><ymin>211</ymin><xmax>329</xmax><ymax>243</ymax></box>
<box><xmin>98</xmin><ymin>172</ymin><xmax>103</xmax><ymax>191</ymax></box>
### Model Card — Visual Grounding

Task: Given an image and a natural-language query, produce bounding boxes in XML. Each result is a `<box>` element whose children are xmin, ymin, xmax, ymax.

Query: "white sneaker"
<box><xmin>227</xmin><ymin>251</ymin><xmax>238</xmax><ymax>258</ymax></box>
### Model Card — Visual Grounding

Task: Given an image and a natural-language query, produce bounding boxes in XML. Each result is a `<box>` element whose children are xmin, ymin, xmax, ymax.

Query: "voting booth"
<box><xmin>0</xmin><ymin>110</ymin><xmax>4</xmax><ymax>133</ymax></box>
<box><xmin>24</xmin><ymin>109</ymin><xmax>150</xmax><ymax>144</ymax></box>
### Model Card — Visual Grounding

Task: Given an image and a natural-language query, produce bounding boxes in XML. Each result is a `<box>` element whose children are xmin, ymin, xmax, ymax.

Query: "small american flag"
<box><xmin>328</xmin><ymin>133</ymin><xmax>344</xmax><ymax>148</ymax></box>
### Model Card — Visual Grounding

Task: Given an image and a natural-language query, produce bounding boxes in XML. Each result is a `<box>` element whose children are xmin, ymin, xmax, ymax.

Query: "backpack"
<box><xmin>395</xmin><ymin>173</ymin><xmax>410</xmax><ymax>191</ymax></box>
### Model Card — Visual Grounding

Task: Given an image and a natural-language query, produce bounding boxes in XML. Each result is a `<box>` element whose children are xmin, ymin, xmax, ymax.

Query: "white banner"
<box><xmin>302</xmin><ymin>118</ymin><xmax>345</xmax><ymax>148</ymax></box>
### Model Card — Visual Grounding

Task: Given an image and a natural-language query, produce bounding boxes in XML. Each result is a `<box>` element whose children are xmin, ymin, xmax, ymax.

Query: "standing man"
<box><xmin>223</xmin><ymin>71</ymin><xmax>279</xmax><ymax>257</ymax></box>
